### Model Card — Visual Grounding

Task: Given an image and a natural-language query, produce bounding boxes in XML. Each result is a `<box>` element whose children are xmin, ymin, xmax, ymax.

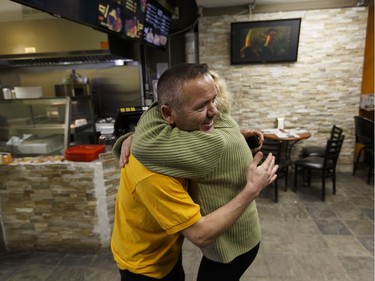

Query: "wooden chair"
<box><xmin>259</xmin><ymin>139</ymin><xmax>289</xmax><ymax>202</ymax></box>
<box><xmin>352</xmin><ymin>116</ymin><xmax>374</xmax><ymax>181</ymax></box>
<box><xmin>293</xmin><ymin>136</ymin><xmax>345</xmax><ymax>201</ymax></box>
<box><xmin>301</xmin><ymin>125</ymin><xmax>343</xmax><ymax>157</ymax></box>
<box><xmin>363</xmin><ymin>147</ymin><xmax>374</xmax><ymax>184</ymax></box>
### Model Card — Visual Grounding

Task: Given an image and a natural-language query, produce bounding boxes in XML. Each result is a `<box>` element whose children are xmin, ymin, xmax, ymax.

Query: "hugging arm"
<box><xmin>182</xmin><ymin>151</ymin><xmax>277</xmax><ymax>247</ymax></box>
<box><xmin>113</xmin><ymin>133</ymin><xmax>133</xmax><ymax>168</ymax></box>
<box><xmin>240</xmin><ymin>128</ymin><xmax>264</xmax><ymax>154</ymax></box>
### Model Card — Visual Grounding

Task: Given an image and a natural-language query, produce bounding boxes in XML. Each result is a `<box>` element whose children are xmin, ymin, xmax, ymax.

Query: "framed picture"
<box><xmin>231</xmin><ymin>18</ymin><xmax>301</xmax><ymax>64</ymax></box>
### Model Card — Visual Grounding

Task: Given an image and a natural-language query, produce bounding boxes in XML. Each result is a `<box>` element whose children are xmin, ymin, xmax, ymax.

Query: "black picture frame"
<box><xmin>231</xmin><ymin>18</ymin><xmax>301</xmax><ymax>64</ymax></box>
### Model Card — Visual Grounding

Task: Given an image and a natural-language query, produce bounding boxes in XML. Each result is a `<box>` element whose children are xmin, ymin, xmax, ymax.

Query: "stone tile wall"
<box><xmin>0</xmin><ymin>154</ymin><xmax>120</xmax><ymax>252</ymax></box>
<box><xmin>198</xmin><ymin>7</ymin><xmax>368</xmax><ymax>170</ymax></box>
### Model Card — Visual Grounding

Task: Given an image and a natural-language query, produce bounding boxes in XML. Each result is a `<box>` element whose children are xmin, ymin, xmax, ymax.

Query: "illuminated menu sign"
<box><xmin>97</xmin><ymin>0</ymin><xmax>171</xmax><ymax>49</ymax></box>
<box><xmin>143</xmin><ymin>1</ymin><xmax>171</xmax><ymax>48</ymax></box>
<box><xmin>97</xmin><ymin>0</ymin><xmax>146</xmax><ymax>38</ymax></box>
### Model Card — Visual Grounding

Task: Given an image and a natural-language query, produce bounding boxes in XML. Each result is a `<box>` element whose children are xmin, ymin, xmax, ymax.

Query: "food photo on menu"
<box><xmin>123</xmin><ymin>0</ymin><xmax>146</xmax><ymax>39</ymax></box>
<box><xmin>143</xmin><ymin>27</ymin><xmax>155</xmax><ymax>44</ymax></box>
<box><xmin>125</xmin><ymin>16</ymin><xmax>138</xmax><ymax>38</ymax></box>
<box><xmin>142</xmin><ymin>1</ymin><xmax>170</xmax><ymax>48</ymax></box>
<box><xmin>97</xmin><ymin>1</ymin><xmax>123</xmax><ymax>33</ymax></box>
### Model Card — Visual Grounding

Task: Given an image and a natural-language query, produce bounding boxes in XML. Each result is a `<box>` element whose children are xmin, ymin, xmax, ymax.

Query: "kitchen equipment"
<box><xmin>98</xmin><ymin>129</ymin><xmax>116</xmax><ymax>152</ymax></box>
<box><xmin>17</xmin><ymin>135</ymin><xmax>63</xmax><ymax>154</ymax></box>
<box><xmin>14</xmin><ymin>86</ymin><xmax>43</xmax><ymax>99</ymax></box>
<box><xmin>113</xmin><ymin>106</ymin><xmax>148</xmax><ymax>137</ymax></box>
<box><xmin>55</xmin><ymin>84</ymin><xmax>90</xmax><ymax>97</ymax></box>
<box><xmin>2</xmin><ymin>88</ymin><xmax>12</xmax><ymax>99</ymax></box>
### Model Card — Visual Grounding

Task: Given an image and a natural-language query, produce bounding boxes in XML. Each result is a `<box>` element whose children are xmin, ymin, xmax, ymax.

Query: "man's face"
<box><xmin>167</xmin><ymin>74</ymin><xmax>218</xmax><ymax>132</ymax></box>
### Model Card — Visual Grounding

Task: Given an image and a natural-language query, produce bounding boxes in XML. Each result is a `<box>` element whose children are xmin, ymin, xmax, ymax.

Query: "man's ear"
<box><xmin>160</xmin><ymin>105</ymin><xmax>175</xmax><ymax>125</ymax></box>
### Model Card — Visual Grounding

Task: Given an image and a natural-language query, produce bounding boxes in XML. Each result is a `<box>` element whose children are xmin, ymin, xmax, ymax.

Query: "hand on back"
<box><xmin>119</xmin><ymin>135</ymin><xmax>133</xmax><ymax>168</ymax></box>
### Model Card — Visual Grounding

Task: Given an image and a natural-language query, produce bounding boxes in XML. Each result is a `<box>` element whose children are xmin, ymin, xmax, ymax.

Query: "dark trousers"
<box><xmin>197</xmin><ymin>242</ymin><xmax>260</xmax><ymax>281</ymax></box>
<box><xmin>120</xmin><ymin>254</ymin><xmax>184</xmax><ymax>281</ymax></box>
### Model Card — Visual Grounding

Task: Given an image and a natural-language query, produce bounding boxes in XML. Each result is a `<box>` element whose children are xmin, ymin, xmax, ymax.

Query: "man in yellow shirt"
<box><xmin>111</xmin><ymin>63</ymin><xmax>278</xmax><ymax>281</ymax></box>
<box><xmin>111</xmin><ymin>155</ymin><xmax>201</xmax><ymax>279</ymax></box>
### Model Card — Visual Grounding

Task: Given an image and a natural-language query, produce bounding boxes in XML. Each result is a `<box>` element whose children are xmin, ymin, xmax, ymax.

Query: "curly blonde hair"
<box><xmin>209</xmin><ymin>70</ymin><xmax>232</xmax><ymax>115</ymax></box>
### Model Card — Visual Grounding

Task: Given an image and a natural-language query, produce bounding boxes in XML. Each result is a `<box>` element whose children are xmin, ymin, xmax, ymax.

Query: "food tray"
<box><xmin>64</xmin><ymin>144</ymin><xmax>106</xmax><ymax>162</ymax></box>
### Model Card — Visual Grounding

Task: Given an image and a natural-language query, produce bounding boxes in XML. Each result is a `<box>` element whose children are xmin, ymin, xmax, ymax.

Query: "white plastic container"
<box><xmin>14</xmin><ymin>86</ymin><xmax>42</xmax><ymax>99</ymax></box>
<box><xmin>2</xmin><ymin>88</ymin><xmax>12</xmax><ymax>99</ymax></box>
<box><xmin>17</xmin><ymin>135</ymin><xmax>62</xmax><ymax>154</ymax></box>
<box><xmin>277</xmin><ymin>118</ymin><xmax>284</xmax><ymax>130</ymax></box>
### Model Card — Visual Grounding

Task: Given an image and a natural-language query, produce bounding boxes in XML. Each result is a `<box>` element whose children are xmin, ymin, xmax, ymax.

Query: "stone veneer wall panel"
<box><xmin>97</xmin><ymin>153</ymin><xmax>120</xmax><ymax>245</ymax></box>
<box><xmin>198</xmin><ymin>7</ymin><xmax>368</xmax><ymax>170</ymax></box>
<box><xmin>0</xmin><ymin>155</ymin><xmax>120</xmax><ymax>252</ymax></box>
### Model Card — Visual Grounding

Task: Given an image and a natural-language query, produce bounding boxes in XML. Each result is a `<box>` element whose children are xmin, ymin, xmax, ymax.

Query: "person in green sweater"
<box><xmin>112</xmin><ymin>63</ymin><xmax>277</xmax><ymax>281</ymax></box>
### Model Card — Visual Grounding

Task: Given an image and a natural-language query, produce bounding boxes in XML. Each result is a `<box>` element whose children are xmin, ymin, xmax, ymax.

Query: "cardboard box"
<box><xmin>64</xmin><ymin>145</ymin><xmax>106</xmax><ymax>162</ymax></box>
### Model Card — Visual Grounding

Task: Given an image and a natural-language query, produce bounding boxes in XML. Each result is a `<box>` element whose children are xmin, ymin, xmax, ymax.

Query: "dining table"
<box><xmin>262</xmin><ymin>128</ymin><xmax>311</xmax><ymax>163</ymax></box>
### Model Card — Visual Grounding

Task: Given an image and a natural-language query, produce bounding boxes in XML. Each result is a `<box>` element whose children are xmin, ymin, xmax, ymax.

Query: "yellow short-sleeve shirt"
<box><xmin>111</xmin><ymin>155</ymin><xmax>201</xmax><ymax>279</ymax></box>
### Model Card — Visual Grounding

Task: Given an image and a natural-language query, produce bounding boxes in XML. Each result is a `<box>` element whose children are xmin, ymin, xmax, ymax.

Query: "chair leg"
<box><xmin>302</xmin><ymin>168</ymin><xmax>306</xmax><ymax>185</ymax></box>
<box><xmin>294</xmin><ymin>165</ymin><xmax>298</xmax><ymax>192</ymax></box>
<box><xmin>274</xmin><ymin>181</ymin><xmax>278</xmax><ymax>203</ymax></box>
<box><xmin>367</xmin><ymin>166</ymin><xmax>374</xmax><ymax>185</ymax></box>
<box><xmin>332</xmin><ymin>168</ymin><xmax>336</xmax><ymax>195</ymax></box>
<box><xmin>307</xmin><ymin>170</ymin><xmax>311</xmax><ymax>186</ymax></box>
<box><xmin>284</xmin><ymin>166</ymin><xmax>289</xmax><ymax>192</ymax></box>
<box><xmin>321</xmin><ymin>170</ymin><xmax>326</xmax><ymax>201</ymax></box>
<box><xmin>367</xmin><ymin>169</ymin><xmax>371</xmax><ymax>184</ymax></box>
<box><xmin>353</xmin><ymin>147</ymin><xmax>364</xmax><ymax>176</ymax></box>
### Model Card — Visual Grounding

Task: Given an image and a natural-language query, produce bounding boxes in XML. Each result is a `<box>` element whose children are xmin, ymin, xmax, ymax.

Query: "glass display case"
<box><xmin>0</xmin><ymin>96</ymin><xmax>97</xmax><ymax>156</ymax></box>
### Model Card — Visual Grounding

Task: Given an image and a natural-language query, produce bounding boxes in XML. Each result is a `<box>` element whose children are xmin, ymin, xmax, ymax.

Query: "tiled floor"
<box><xmin>0</xmin><ymin>168</ymin><xmax>373</xmax><ymax>281</ymax></box>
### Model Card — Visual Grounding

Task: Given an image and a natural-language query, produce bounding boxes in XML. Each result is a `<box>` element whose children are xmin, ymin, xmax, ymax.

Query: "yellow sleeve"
<box><xmin>136</xmin><ymin>175</ymin><xmax>202</xmax><ymax>234</ymax></box>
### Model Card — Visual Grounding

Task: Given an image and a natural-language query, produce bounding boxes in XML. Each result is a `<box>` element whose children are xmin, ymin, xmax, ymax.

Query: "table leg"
<box><xmin>285</xmin><ymin>140</ymin><xmax>301</xmax><ymax>164</ymax></box>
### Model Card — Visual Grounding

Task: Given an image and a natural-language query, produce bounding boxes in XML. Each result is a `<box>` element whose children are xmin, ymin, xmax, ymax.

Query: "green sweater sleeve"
<box><xmin>112</xmin><ymin>132</ymin><xmax>134</xmax><ymax>160</ymax></box>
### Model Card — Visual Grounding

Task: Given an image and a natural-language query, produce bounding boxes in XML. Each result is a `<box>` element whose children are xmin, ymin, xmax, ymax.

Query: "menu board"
<box><xmin>97</xmin><ymin>0</ymin><xmax>171</xmax><ymax>49</ymax></box>
<box><xmin>12</xmin><ymin>0</ymin><xmax>171</xmax><ymax>50</ymax></box>
<box><xmin>142</xmin><ymin>0</ymin><xmax>171</xmax><ymax>49</ymax></box>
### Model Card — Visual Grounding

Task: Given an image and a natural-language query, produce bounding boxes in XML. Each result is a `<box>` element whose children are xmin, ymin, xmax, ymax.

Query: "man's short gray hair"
<box><xmin>157</xmin><ymin>63</ymin><xmax>210</xmax><ymax>110</ymax></box>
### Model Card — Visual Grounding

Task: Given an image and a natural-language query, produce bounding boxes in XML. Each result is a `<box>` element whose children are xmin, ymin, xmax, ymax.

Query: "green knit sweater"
<box><xmin>113</xmin><ymin>103</ymin><xmax>261</xmax><ymax>263</ymax></box>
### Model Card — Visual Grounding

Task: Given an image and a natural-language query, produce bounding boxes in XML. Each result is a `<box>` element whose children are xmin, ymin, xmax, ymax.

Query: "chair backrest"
<box><xmin>330</xmin><ymin>125</ymin><xmax>343</xmax><ymax>140</ymax></box>
<box><xmin>354</xmin><ymin>116</ymin><xmax>374</xmax><ymax>148</ymax></box>
<box><xmin>261</xmin><ymin>139</ymin><xmax>285</xmax><ymax>165</ymax></box>
<box><xmin>324</xmin><ymin>135</ymin><xmax>345</xmax><ymax>168</ymax></box>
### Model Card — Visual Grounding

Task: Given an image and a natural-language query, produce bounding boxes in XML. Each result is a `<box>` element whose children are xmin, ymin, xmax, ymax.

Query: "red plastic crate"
<box><xmin>64</xmin><ymin>145</ymin><xmax>106</xmax><ymax>162</ymax></box>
